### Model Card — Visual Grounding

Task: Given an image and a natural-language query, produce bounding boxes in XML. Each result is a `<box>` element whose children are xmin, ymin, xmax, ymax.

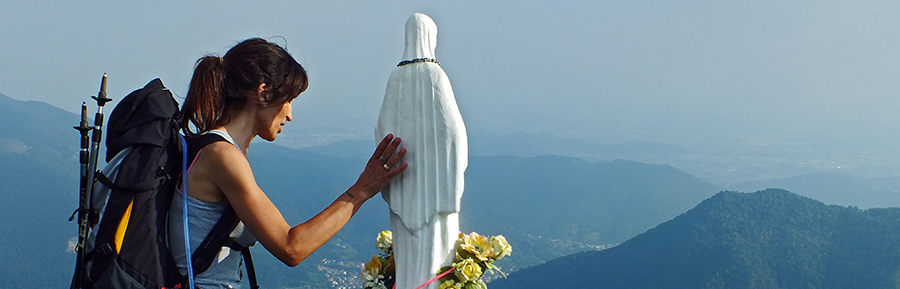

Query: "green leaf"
<box><xmin>464</xmin><ymin>281</ymin><xmax>484</xmax><ymax>289</ymax></box>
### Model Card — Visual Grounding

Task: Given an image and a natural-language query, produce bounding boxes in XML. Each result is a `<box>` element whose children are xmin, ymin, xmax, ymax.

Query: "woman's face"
<box><xmin>257</xmin><ymin>100</ymin><xmax>293</xmax><ymax>141</ymax></box>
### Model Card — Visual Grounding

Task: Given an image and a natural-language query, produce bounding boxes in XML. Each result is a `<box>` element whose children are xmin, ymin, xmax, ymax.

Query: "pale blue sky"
<box><xmin>2</xmin><ymin>0</ymin><xmax>899</xmax><ymax>180</ymax></box>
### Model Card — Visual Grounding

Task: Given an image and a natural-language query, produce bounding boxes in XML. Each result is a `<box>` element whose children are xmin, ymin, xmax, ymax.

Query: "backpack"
<box><xmin>77</xmin><ymin>78</ymin><xmax>258</xmax><ymax>289</ymax></box>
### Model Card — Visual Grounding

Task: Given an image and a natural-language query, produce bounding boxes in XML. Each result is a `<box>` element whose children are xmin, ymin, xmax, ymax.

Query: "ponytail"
<box><xmin>181</xmin><ymin>56</ymin><xmax>224</xmax><ymax>136</ymax></box>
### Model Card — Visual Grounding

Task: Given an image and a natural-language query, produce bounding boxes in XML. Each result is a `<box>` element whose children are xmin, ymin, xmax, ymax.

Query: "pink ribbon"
<box><xmin>393</xmin><ymin>267</ymin><xmax>455</xmax><ymax>289</ymax></box>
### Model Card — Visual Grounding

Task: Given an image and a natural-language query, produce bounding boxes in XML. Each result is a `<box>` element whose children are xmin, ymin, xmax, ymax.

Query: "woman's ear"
<box><xmin>257</xmin><ymin>83</ymin><xmax>269</xmax><ymax>105</ymax></box>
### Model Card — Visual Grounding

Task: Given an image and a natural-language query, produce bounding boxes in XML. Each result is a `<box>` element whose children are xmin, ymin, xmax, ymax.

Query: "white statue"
<box><xmin>375</xmin><ymin>13</ymin><xmax>468</xmax><ymax>289</ymax></box>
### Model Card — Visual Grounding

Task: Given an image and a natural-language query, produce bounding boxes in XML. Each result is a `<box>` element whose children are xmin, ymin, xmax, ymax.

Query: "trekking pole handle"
<box><xmin>92</xmin><ymin>73</ymin><xmax>112</xmax><ymax>107</ymax></box>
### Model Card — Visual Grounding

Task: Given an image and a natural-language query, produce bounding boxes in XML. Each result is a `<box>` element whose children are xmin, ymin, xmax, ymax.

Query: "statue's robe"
<box><xmin>375</xmin><ymin>13</ymin><xmax>468</xmax><ymax>289</ymax></box>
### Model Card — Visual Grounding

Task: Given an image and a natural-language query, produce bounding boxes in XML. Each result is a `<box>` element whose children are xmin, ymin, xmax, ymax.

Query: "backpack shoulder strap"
<box><xmin>190</xmin><ymin>207</ymin><xmax>239</xmax><ymax>274</ymax></box>
<box><xmin>241</xmin><ymin>247</ymin><xmax>260</xmax><ymax>289</ymax></box>
<box><xmin>190</xmin><ymin>206</ymin><xmax>258</xmax><ymax>289</ymax></box>
<box><xmin>186</xmin><ymin>133</ymin><xmax>227</xmax><ymax>164</ymax></box>
<box><xmin>183</xmin><ymin>133</ymin><xmax>255</xmax><ymax>279</ymax></box>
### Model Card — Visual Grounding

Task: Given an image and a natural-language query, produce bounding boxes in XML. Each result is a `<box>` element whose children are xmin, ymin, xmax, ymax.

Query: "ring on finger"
<box><xmin>383</xmin><ymin>163</ymin><xmax>392</xmax><ymax>170</ymax></box>
<box><xmin>379</xmin><ymin>156</ymin><xmax>388</xmax><ymax>162</ymax></box>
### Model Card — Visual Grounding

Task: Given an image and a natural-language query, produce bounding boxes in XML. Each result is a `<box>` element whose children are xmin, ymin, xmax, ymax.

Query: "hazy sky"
<box><xmin>2</xmin><ymin>1</ymin><xmax>899</xmax><ymax>179</ymax></box>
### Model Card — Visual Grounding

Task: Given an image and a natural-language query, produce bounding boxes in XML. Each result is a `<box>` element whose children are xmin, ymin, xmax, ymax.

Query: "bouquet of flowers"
<box><xmin>361</xmin><ymin>231</ymin><xmax>511</xmax><ymax>289</ymax></box>
<box><xmin>361</xmin><ymin>230</ymin><xmax>394</xmax><ymax>289</ymax></box>
<box><xmin>436</xmin><ymin>232</ymin><xmax>512</xmax><ymax>289</ymax></box>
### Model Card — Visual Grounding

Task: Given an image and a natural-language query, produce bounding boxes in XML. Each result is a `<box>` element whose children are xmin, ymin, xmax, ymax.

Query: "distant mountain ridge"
<box><xmin>246</xmin><ymin>144</ymin><xmax>722</xmax><ymax>284</ymax></box>
<box><xmin>0</xmin><ymin>93</ymin><xmax>723</xmax><ymax>288</ymax></box>
<box><xmin>730</xmin><ymin>172</ymin><xmax>900</xmax><ymax>209</ymax></box>
<box><xmin>0</xmin><ymin>92</ymin><xmax>79</xmax><ymax>288</ymax></box>
<box><xmin>462</xmin><ymin>155</ymin><xmax>718</xmax><ymax>247</ymax></box>
<box><xmin>491</xmin><ymin>189</ymin><xmax>900</xmax><ymax>289</ymax></box>
<box><xmin>0</xmin><ymin>92</ymin><xmax>78</xmax><ymax>162</ymax></box>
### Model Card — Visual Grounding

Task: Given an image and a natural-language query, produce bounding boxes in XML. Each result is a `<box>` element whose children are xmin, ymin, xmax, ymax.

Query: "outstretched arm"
<box><xmin>201</xmin><ymin>134</ymin><xmax>407</xmax><ymax>266</ymax></box>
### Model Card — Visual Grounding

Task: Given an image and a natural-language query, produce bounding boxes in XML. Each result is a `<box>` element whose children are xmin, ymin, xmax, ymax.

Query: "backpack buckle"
<box><xmin>98</xmin><ymin>243</ymin><xmax>114</xmax><ymax>257</ymax></box>
<box><xmin>193</xmin><ymin>259</ymin><xmax>209</xmax><ymax>272</ymax></box>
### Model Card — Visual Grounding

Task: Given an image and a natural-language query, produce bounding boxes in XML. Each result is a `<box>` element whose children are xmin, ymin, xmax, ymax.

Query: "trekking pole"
<box><xmin>87</xmin><ymin>75</ymin><xmax>111</xmax><ymax>180</ymax></box>
<box><xmin>85</xmin><ymin>73</ymin><xmax>112</xmax><ymax>222</ymax></box>
<box><xmin>70</xmin><ymin>102</ymin><xmax>92</xmax><ymax>289</ymax></box>
<box><xmin>69</xmin><ymin>74</ymin><xmax>112</xmax><ymax>289</ymax></box>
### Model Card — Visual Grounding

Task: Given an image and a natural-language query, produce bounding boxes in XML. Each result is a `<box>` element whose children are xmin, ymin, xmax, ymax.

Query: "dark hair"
<box><xmin>181</xmin><ymin>38</ymin><xmax>309</xmax><ymax>135</ymax></box>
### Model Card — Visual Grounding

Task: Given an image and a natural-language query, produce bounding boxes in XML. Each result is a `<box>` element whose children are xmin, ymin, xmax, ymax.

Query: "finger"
<box><xmin>380</xmin><ymin>137</ymin><xmax>402</xmax><ymax>161</ymax></box>
<box><xmin>385</xmin><ymin>147</ymin><xmax>407</xmax><ymax>168</ymax></box>
<box><xmin>386</xmin><ymin>162</ymin><xmax>409</xmax><ymax>178</ymax></box>
<box><xmin>384</xmin><ymin>147</ymin><xmax>407</xmax><ymax>177</ymax></box>
<box><xmin>372</xmin><ymin>134</ymin><xmax>394</xmax><ymax>160</ymax></box>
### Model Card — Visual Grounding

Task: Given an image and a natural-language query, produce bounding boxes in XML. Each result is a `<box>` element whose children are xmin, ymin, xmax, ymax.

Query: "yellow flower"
<box><xmin>453</xmin><ymin>258</ymin><xmax>483</xmax><ymax>283</ymax></box>
<box><xmin>375</xmin><ymin>230</ymin><xmax>393</xmax><ymax>253</ymax></box>
<box><xmin>460</xmin><ymin>232</ymin><xmax>494</xmax><ymax>262</ymax></box>
<box><xmin>491</xmin><ymin>235</ymin><xmax>512</xmax><ymax>260</ymax></box>
<box><xmin>454</xmin><ymin>232</ymin><xmax>466</xmax><ymax>256</ymax></box>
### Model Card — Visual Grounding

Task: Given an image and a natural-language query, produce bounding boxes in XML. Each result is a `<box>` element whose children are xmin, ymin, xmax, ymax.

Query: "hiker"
<box><xmin>172</xmin><ymin>37</ymin><xmax>408</xmax><ymax>288</ymax></box>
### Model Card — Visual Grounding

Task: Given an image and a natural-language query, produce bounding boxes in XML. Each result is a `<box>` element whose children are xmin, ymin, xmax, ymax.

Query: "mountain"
<box><xmin>491</xmin><ymin>189</ymin><xmax>900</xmax><ymax>289</ymax></box>
<box><xmin>1</xmin><ymin>93</ymin><xmax>721</xmax><ymax>288</ymax></box>
<box><xmin>460</xmin><ymin>155</ymin><xmax>718</xmax><ymax>271</ymax></box>
<box><xmin>246</xmin><ymin>149</ymin><xmax>722</xmax><ymax>284</ymax></box>
<box><xmin>0</xmin><ymin>93</ymin><xmax>79</xmax><ymax>288</ymax></box>
<box><xmin>729</xmin><ymin>172</ymin><xmax>900</xmax><ymax>209</ymax></box>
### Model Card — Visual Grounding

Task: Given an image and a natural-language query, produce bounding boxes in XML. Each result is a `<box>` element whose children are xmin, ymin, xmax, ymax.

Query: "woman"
<box><xmin>171</xmin><ymin>38</ymin><xmax>407</xmax><ymax>288</ymax></box>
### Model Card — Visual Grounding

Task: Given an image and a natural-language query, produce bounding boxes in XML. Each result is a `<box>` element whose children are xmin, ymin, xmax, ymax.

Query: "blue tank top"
<box><xmin>169</xmin><ymin>190</ymin><xmax>243</xmax><ymax>289</ymax></box>
<box><xmin>168</xmin><ymin>130</ymin><xmax>254</xmax><ymax>289</ymax></box>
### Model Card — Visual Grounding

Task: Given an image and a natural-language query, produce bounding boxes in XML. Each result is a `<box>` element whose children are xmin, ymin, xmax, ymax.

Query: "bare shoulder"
<box><xmin>192</xmin><ymin>142</ymin><xmax>254</xmax><ymax>184</ymax></box>
<box><xmin>192</xmin><ymin>141</ymin><xmax>260</xmax><ymax>197</ymax></box>
<box><xmin>200</xmin><ymin>141</ymin><xmax>246</xmax><ymax>163</ymax></box>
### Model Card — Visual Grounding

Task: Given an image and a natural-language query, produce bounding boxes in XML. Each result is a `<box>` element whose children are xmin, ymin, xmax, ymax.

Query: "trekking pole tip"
<box><xmin>74</xmin><ymin>102</ymin><xmax>91</xmax><ymax>132</ymax></box>
<box><xmin>92</xmin><ymin>73</ymin><xmax>112</xmax><ymax>107</ymax></box>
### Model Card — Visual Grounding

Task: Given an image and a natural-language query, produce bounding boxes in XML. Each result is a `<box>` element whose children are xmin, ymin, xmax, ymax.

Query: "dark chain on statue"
<box><xmin>397</xmin><ymin>57</ymin><xmax>440</xmax><ymax>67</ymax></box>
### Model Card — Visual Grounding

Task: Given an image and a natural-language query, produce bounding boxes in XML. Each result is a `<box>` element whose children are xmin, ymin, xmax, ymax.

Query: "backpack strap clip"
<box><xmin>97</xmin><ymin>243</ymin><xmax>114</xmax><ymax>257</ymax></box>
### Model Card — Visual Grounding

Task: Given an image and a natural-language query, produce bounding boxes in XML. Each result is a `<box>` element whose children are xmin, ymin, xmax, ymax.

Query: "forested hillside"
<box><xmin>492</xmin><ymin>189</ymin><xmax>900</xmax><ymax>289</ymax></box>
<box><xmin>0</xmin><ymin>93</ymin><xmax>78</xmax><ymax>288</ymax></box>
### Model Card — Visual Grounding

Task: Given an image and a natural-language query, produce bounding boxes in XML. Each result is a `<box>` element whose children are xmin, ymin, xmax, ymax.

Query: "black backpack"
<box><xmin>78</xmin><ymin>78</ymin><xmax>257</xmax><ymax>289</ymax></box>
